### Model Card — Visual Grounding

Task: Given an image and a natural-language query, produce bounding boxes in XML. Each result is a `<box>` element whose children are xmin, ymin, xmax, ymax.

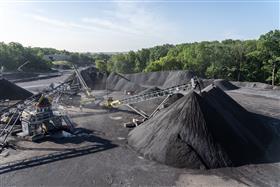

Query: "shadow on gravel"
<box><xmin>0</xmin><ymin>134</ymin><xmax>117</xmax><ymax>174</ymax></box>
<box><xmin>250</xmin><ymin>112</ymin><xmax>280</xmax><ymax>164</ymax></box>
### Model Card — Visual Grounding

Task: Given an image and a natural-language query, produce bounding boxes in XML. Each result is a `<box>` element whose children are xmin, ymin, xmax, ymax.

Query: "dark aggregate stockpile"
<box><xmin>133</xmin><ymin>93</ymin><xmax>184</xmax><ymax>115</ymax></box>
<box><xmin>200</xmin><ymin>79</ymin><xmax>239</xmax><ymax>91</ymax></box>
<box><xmin>128</xmin><ymin>86</ymin><xmax>278</xmax><ymax>169</ymax></box>
<box><xmin>124</xmin><ymin>71</ymin><xmax>171</xmax><ymax>87</ymax></box>
<box><xmin>128</xmin><ymin>91</ymin><xmax>231</xmax><ymax>169</ymax></box>
<box><xmin>106</xmin><ymin>72</ymin><xmax>146</xmax><ymax>92</ymax></box>
<box><xmin>80</xmin><ymin>67</ymin><xmax>107</xmax><ymax>90</ymax></box>
<box><xmin>163</xmin><ymin>71</ymin><xmax>194</xmax><ymax>88</ymax></box>
<box><xmin>124</xmin><ymin>70</ymin><xmax>194</xmax><ymax>88</ymax></box>
<box><xmin>77</xmin><ymin>68</ymin><xmax>194</xmax><ymax>92</ymax></box>
<box><xmin>213</xmin><ymin>79</ymin><xmax>239</xmax><ymax>91</ymax></box>
<box><xmin>138</xmin><ymin>86</ymin><xmax>161</xmax><ymax>95</ymax></box>
<box><xmin>78</xmin><ymin>67</ymin><xmax>241</xmax><ymax>93</ymax></box>
<box><xmin>231</xmin><ymin>81</ymin><xmax>280</xmax><ymax>90</ymax></box>
<box><xmin>163</xmin><ymin>93</ymin><xmax>184</xmax><ymax>107</ymax></box>
<box><xmin>0</xmin><ymin>79</ymin><xmax>33</xmax><ymax>100</ymax></box>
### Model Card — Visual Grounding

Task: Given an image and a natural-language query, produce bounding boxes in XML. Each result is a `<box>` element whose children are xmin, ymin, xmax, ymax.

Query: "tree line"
<box><xmin>97</xmin><ymin>30</ymin><xmax>280</xmax><ymax>86</ymax></box>
<box><xmin>0</xmin><ymin>30</ymin><xmax>279</xmax><ymax>85</ymax></box>
<box><xmin>0</xmin><ymin>42</ymin><xmax>101</xmax><ymax>72</ymax></box>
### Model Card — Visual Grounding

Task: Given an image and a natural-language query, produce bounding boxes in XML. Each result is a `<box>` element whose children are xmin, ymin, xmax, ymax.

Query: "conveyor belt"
<box><xmin>111</xmin><ymin>81</ymin><xmax>195</xmax><ymax>107</ymax></box>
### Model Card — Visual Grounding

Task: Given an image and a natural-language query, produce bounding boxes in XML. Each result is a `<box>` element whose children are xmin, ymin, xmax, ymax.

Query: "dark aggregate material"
<box><xmin>1</xmin><ymin>69</ymin><xmax>280</xmax><ymax>186</ymax></box>
<box><xmin>124</xmin><ymin>70</ymin><xmax>194</xmax><ymax>88</ymax></box>
<box><xmin>213</xmin><ymin>79</ymin><xmax>239</xmax><ymax>91</ymax></box>
<box><xmin>128</xmin><ymin>85</ymin><xmax>280</xmax><ymax>169</ymax></box>
<box><xmin>106</xmin><ymin>72</ymin><xmax>146</xmax><ymax>92</ymax></box>
<box><xmin>80</xmin><ymin>67</ymin><xmax>107</xmax><ymax>90</ymax></box>
<box><xmin>80</xmin><ymin>69</ymin><xmax>194</xmax><ymax>92</ymax></box>
<box><xmin>0</xmin><ymin>78</ymin><xmax>33</xmax><ymax>100</ymax></box>
<box><xmin>138</xmin><ymin>86</ymin><xmax>161</xmax><ymax>95</ymax></box>
<box><xmin>78</xmin><ymin>68</ymin><xmax>280</xmax><ymax>169</ymax></box>
<box><xmin>200</xmin><ymin>79</ymin><xmax>239</xmax><ymax>91</ymax></box>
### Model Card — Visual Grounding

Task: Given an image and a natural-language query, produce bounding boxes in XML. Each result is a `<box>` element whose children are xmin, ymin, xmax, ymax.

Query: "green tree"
<box><xmin>258</xmin><ymin>30</ymin><xmax>280</xmax><ymax>86</ymax></box>
<box><xmin>96</xmin><ymin>59</ymin><xmax>107</xmax><ymax>72</ymax></box>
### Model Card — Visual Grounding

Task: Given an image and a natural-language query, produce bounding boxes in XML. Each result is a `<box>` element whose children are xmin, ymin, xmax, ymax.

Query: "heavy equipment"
<box><xmin>0</xmin><ymin>64</ymin><xmax>100</xmax><ymax>152</ymax></box>
<box><xmin>0</xmin><ymin>93</ymin><xmax>74</xmax><ymax>148</ymax></box>
<box><xmin>0</xmin><ymin>69</ymin><xmax>85</xmax><ymax>149</ymax></box>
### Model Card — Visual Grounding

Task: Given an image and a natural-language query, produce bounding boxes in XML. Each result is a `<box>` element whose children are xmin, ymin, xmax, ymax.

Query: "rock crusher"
<box><xmin>18</xmin><ymin>96</ymin><xmax>64</xmax><ymax>140</ymax></box>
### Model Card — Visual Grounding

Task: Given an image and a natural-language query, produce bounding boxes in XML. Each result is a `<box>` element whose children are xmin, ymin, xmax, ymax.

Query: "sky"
<box><xmin>0</xmin><ymin>0</ymin><xmax>279</xmax><ymax>52</ymax></box>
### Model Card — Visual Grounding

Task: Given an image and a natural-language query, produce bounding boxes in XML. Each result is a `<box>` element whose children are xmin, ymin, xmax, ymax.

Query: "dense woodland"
<box><xmin>101</xmin><ymin>30</ymin><xmax>280</xmax><ymax>86</ymax></box>
<box><xmin>0</xmin><ymin>43</ymin><xmax>96</xmax><ymax>72</ymax></box>
<box><xmin>0</xmin><ymin>30</ymin><xmax>279</xmax><ymax>85</ymax></box>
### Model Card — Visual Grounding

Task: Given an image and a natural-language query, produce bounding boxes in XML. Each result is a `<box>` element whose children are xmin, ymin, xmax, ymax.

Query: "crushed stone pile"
<box><xmin>0</xmin><ymin>79</ymin><xmax>33</xmax><ymax>100</ymax></box>
<box><xmin>138</xmin><ymin>87</ymin><xmax>161</xmax><ymax>95</ymax></box>
<box><xmin>200</xmin><ymin>79</ymin><xmax>238</xmax><ymax>91</ymax></box>
<box><xmin>132</xmin><ymin>93</ymin><xmax>184</xmax><ymax>115</ymax></box>
<box><xmin>163</xmin><ymin>71</ymin><xmax>194</xmax><ymax>88</ymax></box>
<box><xmin>128</xmin><ymin>85</ymin><xmax>277</xmax><ymax>169</ymax></box>
<box><xmin>213</xmin><ymin>79</ymin><xmax>239</xmax><ymax>91</ymax></box>
<box><xmin>106</xmin><ymin>72</ymin><xmax>146</xmax><ymax>93</ymax></box>
<box><xmin>80</xmin><ymin>67</ymin><xmax>107</xmax><ymax>90</ymax></box>
<box><xmin>162</xmin><ymin>93</ymin><xmax>184</xmax><ymax>108</ymax></box>
<box><xmin>231</xmin><ymin>81</ymin><xmax>280</xmax><ymax>90</ymax></box>
<box><xmin>72</xmin><ymin>68</ymin><xmax>194</xmax><ymax>92</ymax></box>
<box><xmin>124</xmin><ymin>71</ymin><xmax>171</xmax><ymax>87</ymax></box>
<box><xmin>124</xmin><ymin>70</ymin><xmax>194</xmax><ymax>88</ymax></box>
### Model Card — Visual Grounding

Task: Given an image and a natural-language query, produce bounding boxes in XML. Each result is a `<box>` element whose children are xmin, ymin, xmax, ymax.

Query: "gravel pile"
<box><xmin>80</xmin><ymin>67</ymin><xmax>107</xmax><ymax>90</ymax></box>
<box><xmin>0</xmin><ymin>79</ymin><xmax>33</xmax><ymax>100</ymax></box>
<box><xmin>213</xmin><ymin>79</ymin><xmax>239</xmax><ymax>91</ymax></box>
<box><xmin>138</xmin><ymin>87</ymin><xmax>161</xmax><ymax>95</ymax></box>
<box><xmin>128</xmin><ymin>85</ymin><xmax>277</xmax><ymax>169</ymax></box>
<box><xmin>163</xmin><ymin>71</ymin><xmax>194</xmax><ymax>88</ymax></box>
<box><xmin>77</xmin><ymin>68</ymin><xmax>194</xmax><ymax>92</ymax></box>
<box><xmin>125</xmin><ymin>70</ymin><xmax>194</xmax><ymax>88</ymax></box>
<box><xmin>124</xmin><ymin>71</ymin><xmax>170</xmax><ymax>87</ymax></box>
<box><xmin>231</xmin><ymin>81</ymin><xmax>280</xmax><ymax>90</ymax></box>
<box><xmin>132</xmin><ymin>93</ymin><xmax>184</xmax><ymax>115</ymax></box>
<box><xmin>200</xmin><ymin>79</ymin><xmax>238</xmax><ymax>91</ymax></box>
<box><xmin>106</xmin><ymin>72</ymin><xmax>146</xmax><ymax>93</ymax></box>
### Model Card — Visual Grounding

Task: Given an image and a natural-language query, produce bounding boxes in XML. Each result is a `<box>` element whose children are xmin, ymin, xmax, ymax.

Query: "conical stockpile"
<box><xmin>0</xmin><ymin>79</ymin><xmax>33</xmax><ymax>100</ymax></box>
<box><xmin>128</xmin><ymin>85</ymin><xmax>276</xmax><ymax>169</ymax></box>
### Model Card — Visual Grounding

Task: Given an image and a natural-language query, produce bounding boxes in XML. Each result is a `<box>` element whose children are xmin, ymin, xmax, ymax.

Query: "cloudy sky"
<box><xmin>0</xmin><ymin>0</ymin><xmax>279</xmax><ymax>52</ymax></box>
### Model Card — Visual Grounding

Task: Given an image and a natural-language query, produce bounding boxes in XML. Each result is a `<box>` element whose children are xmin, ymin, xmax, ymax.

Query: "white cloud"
<box><xmin>29</xmin><ymin>14</ymin><xmax>100</xmax><ymax>32</ymax></box>
<box><xmin>81</xmin><ymin>17</ymin><xmax>141</xmax><ymax>35</ymax></box>
<box><xmin>0</xmin><ymin>2</ymin><xmax>177</xmax><ymax>52</ymax></box>
<box><xmin>81</xmin><ymin>1</ymin><xmax>175</xmax><ymax>39</ymax></box>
